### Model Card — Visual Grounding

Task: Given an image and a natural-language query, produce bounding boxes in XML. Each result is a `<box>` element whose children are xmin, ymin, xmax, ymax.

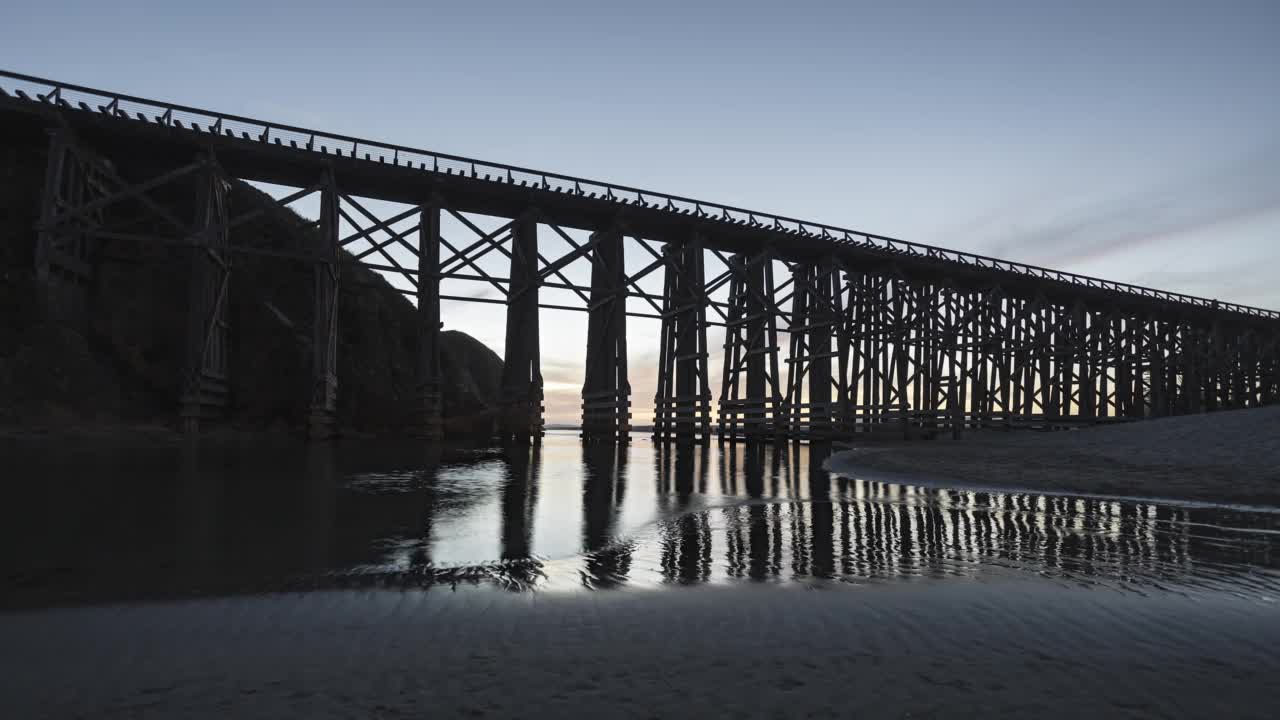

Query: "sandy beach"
<box><xmin>4</xmin><ymin>581</ymin><xmax>1278</xmax><ymax>720</ymax></box>
<box><xmin>4</xmin><ymin>418</ymin><xmax>1279</xmax><ymax>718</ymax></box>
<box><xmin>827</xmin><ymin>406</ymin><xmax>1280</xmax><ymax>508</ymax></box>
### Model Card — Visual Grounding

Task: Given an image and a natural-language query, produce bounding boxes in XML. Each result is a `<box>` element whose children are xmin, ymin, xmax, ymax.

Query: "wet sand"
<box><xmin>4</xmin><ymin>581</ymin><xmax>1278</xmax><ymax>719</ymax></box>
<box><xmin>828</xmin><ymin>406</ymin><xmax>1280</xmax><ymax>508</ymax></box>
<box><xmin>4</xmin><ymin>422</ymin><xmax>1279</xmax><ymax>718</ymax></box>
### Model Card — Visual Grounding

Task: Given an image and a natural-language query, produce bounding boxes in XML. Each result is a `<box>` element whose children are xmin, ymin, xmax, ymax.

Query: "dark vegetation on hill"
<box><xmin>0</xmin><ymin>138</ymin><xmax>502</xmax><ymax>438</ymax></box>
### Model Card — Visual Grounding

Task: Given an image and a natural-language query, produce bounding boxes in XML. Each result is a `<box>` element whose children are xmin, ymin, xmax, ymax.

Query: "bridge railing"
<box><xmin>2</xmin><ymin>68</ymin><xmax>1277</xmax><ymax>321</ymax></box>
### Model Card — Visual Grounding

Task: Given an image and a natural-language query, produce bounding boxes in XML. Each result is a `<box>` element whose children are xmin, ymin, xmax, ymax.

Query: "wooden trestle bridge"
<box><xmin>3</xmin><ymin>70</ymin><xmax>1278</xmax><ymax>443</ymax></box>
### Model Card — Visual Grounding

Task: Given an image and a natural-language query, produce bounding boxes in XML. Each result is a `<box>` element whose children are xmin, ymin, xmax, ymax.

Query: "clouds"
<box><xmin>1133</xmin><ymin>255</ymin><xmax>1280</xmax><ymax>307</ymax></box>
<box><xmin>962</xmin><ymin>143</ymin><xmax>1280</xmax><ymax>273</ymax></box>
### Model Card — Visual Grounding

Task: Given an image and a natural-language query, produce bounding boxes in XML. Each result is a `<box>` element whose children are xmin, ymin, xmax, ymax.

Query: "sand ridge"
<box><xmin>827</xmin><ymin>406</ymin><xmax>1280</xmax><ymax>507</ymax></box>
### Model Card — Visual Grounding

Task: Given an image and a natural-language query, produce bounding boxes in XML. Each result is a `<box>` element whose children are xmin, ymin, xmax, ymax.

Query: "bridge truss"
<box><xmin>3</xmin><ymin>70</ymin><xmax>1278</xmax><ymax>442</ymax></box>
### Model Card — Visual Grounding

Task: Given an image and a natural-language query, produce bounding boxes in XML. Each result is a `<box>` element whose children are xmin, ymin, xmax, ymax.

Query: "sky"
<box><xmin>4</xmin><ymin>1</ymin><xmax>1278</xmax><ymax>423</ymax></box>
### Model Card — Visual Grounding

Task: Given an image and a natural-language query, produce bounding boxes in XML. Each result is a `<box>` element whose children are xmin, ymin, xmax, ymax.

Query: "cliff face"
<box><xmin>0</xmin><ymin>138</ymin><xmax>502</xmax><ymax>438</ymax></box>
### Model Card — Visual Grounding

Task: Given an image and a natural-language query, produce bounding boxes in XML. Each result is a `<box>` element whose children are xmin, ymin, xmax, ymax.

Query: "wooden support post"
<box><xmin>910</xmin><ymin>284</ymin><xmax>926</xmax><ymax>422</ymax></box>
<box><xmin>1261</xmin><ymin>337</ymin><xmax>1273</xmax><ymax>406</ymax></box>
<box><xmin>1170</xmin><ymin>321</ymin><xmax>1183</xmax><ymax>414</ymax></box>
<box><xmin>928</xmin><ymin>284</ymin><xmax>953</xmax><ymax>436</ymax></box>
<box><xmin>654</xmin><ymin>249</ymin><xmax>677</xmax><ymax>441</ymax></box>
<box><xmin>1113</xmin><ymin>315</ymin><xmax>1126</xmax><ymax>417</ymax></box>
<box><xmin>35</xmin><ymin>128</ymin><xmax>97</xmax><ymax>330</ymax></box>
<box><xmin>1265</xmin><ymin>334</ymin><xmax>1280</xmax><ymax>405</ymax></box>
<box><xmin>1149</xmin><ymin>316</ymin><xmax>1166</xmax><ymax>417</ymax></box>
<box><xmin>971</xmin><ymin>290</ymin><xmax>988</xmax><ymax>428</ymax></box>
<box><xmin>308</xmin><ymin>169</ymin><xmax>340</xmax><ymax>440</ymax></box>
<box><xmin>784</xmin><ymin>262</ymin><xmax>812</xmax><ymax>438</ymax></box>
<box><xmin>1075</xmin><ymin>303</ymin><xmax>1095</xmax><ymax>421</ymax></box>
<box><xmin>1185</xmin><ymin>322</ymin><xmax>1200</xmax><ymax>414</ymax></box>
<box><xmin>415</xmin><ymin>200</ymin><xmax>443</xmax><ymax>439</ymax></box>
<box><xmin>654</xmin><ymin>235</ymin><xmax>712</xmax><ymax>443</ymax></box>
<box><xmin>1256</xmin><ymin>333</ymin><xmax>1269</xmax><ymax>406</ymax></box>
<box><xmin>834</xmin><ymin>262</ymin><xmax>851</xmax><ymax>436</ymax></box>
<box><xmin>875</xmin><ymin>280</ymin><xmax>889</xmax><ymax>423</ymax></box>
<box><xmin>810</xmin><ymin>257</ymin><xmax>837</xmax><ymax>439</ymax></box>
<box><xmin>180</xmin><ymin>155</ymin><xmax>231</xmax><ymax>434</ymax></box>
<box><xmin>1013</xmin><ymin>298</ymin><xmax>1030</xmax><ymax>421</ymax></box>
<box><xmin>1113</xmin><ymin>315</ymin><xmax>1128</xmax><ymax>417</ymax></box>
<box><xmin>868</xmin><ymin>275</ymin><xmax>883</xmax><ymax>430</ymax></box>
<box><xmin>1097</xmin><ymin>312</ymin><xmax>1110</xmax><ymax>419</ymax></box>
<box><xmin>1118</xmin><ymin>314</ymin><xmax>1137</xmax><ymax>418</ymax></box>
<box><xmin>1209</xmin><ymin>319</ymin><xmax>1225</xmax><ymax>411</ymax></box>
<box><xmin>1054</xmin><ymin>305</ymin><xmax>1070</xmax><ymax>419</ymax></box>
<box><xmin>1011</xmin><ymin>299</ymin><xmax>1023</xmax><ymax>418</ymax></box>
<box><xmin>1230</xmin><ymin>329</ymin><xmax>1247</xmax><ymax>409</ymax></box>
<box><xmin>994</xmin><ymin>294</ymin><xmax>1012</xmax><ymax>426</ymax></box>
<box><xmin>783</xmin><ymin>258</ymin><xmax>839</xmax><ymax>439</ymax></box>
<box><xmin>955</xmin><ymin>292</ymin><xmax>972</xmax><ymax>431</ymax></box>
<box><xmin>921</xmin><ymin>283</ymin><xmax>939</xmax><ymax>433</ymax></box>
<box><xmin>839</xmin><ymin>270</ymin><xmax>863</xmax><ymax>435</ymax></box>
<box><xmin>1172</xmin><ymin>321</ymin><xmax>1188</xmax><ymax>414</ymax></box>
<box><xmin>500</xmin><ymin>213</ymin><xmax>544</xmax><ymax>443</ymax></box>
<box><xmin>1039</xmin><ymin>305</ymin><xmax>1054</xmax><ymax>418</ymax></box>
<box><xmin>1266</xmin><ymin>335</ymin><xmax>1275</xmax><ymax>406</ymax></box>
<box><xmin>581</xmin><ymin>227</ymin><xmax>630</xmax><ymax>441</ymax></box>
<box><xmin>1166</xmin><ymin>320</ymin><xmax>1181</xmax><ymax>415</ymax></box>
<box><xmin>746</xmin><ymin>258</ymin><xmax>770</xmax><ymax>431</ymax></box>
<box><xmin>718</xmin><ymin>250</ymin><xmax>782</xmax><ymax>442</ymax></box>
<box><xmin>1181</xmin><ymin>322</ymin><xmax>1200</xmax><ymax>414</ymax></box>
<box><xmin>892</xmin><ymin>279</ymin><xmax>911</xmax><ymax>438</ymax></box>
<box><xmin>1000</xmin><ymin>296</ymin><xmax>1014</xmax><ymax>423</ymax></box>
<box><xmin>679</xmin><ymin>241</ymin><xmax>713</xmax><ymax>442</ymax></box>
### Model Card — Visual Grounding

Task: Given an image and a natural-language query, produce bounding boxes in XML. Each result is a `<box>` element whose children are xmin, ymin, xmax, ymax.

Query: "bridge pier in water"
<box><xmin>718</xmin><ymin>249</ymin><xmax>784</xmax><ymax>442</ymax></box>
<box><xmin>653</xmin><ymin>235</ymin><xmax>712</xmax><ymax>443</ymax></box>
<box><xmin>415</xmin><ymin>201</ymin><xmax>444</xmax><ymax>439</ymax></box>
<box><xmin>34</xmin><ymin>128</ymin><xmax>96</xmax><ymax>332</ymax></box>
<box><xmin>784</xmin><ymin>256</ymin><xmax>844</xmax><ymax>440</ymax></box>
<box><xmin>580</xmin><ymin>227</ymin><xmax>630</xmax><ymax>442</ymax></box>
<box><xmin>8</xmin><ymin>70</ymin><xmax>1280</xmax><ymax>444</ymax></box>
<box><xmin>499</xmin><ymin>213</ymin><xmax>544</xmax><ymax>444</ymax></box>
<box><xmin>180</xmin><ymin>154</ymin><xmax>231</xmax><ymax>433</ymax></box>
<box><xmin>308</xmin><ymin>171</ymin><xmax>340</xmax><ymax>440</ymax></box>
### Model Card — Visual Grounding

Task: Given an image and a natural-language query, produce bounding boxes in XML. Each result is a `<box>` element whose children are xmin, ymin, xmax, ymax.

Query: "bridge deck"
<box><xmin>4</xmin><ymin>69</ymin><xmax>1277</xmax><ymax>440</ymax></box>
<box><xmin>2</xmin><ymin>69</ymin><xmax>1275</xmax><ymax>327</ymax></box>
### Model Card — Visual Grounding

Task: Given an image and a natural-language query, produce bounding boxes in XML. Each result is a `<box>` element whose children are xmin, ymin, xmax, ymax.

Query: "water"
<box><xmin>4</xmin><ymin>431</ymin><xmax>1278</xmax><ymax>602</ymax></box>
<box><xmin>4</xmin><ymin>432</ymin><xmax>1280</xmax><ymax>717</ymax></box>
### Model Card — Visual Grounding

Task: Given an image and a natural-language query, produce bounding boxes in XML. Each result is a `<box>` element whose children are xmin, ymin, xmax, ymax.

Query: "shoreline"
<box><xmin>823</xmin><ymin>454</ymin><xmax>1280</xmax><ymax>515</ymax></box>
<box><xmin>7</xmin><ymin>407</ymin><xmax>1278</xmax><ymax>510</ymax></box>
<box><xmin>826</xmin><ymin>405</ymin><xmax>1280</xmax><ymax>509</ymax></box>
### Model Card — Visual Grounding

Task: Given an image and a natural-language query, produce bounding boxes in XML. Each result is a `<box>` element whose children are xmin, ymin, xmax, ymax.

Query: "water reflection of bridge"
<box><xmin>544</xmin><ymin>441</ymin><xmax>1273</xmax><ymax>591</ymax></box>
<box><xmin>298</xmin><ymin>439</ymin><xmax>1274</xmax><ymax>592</ymax></box>
<box><xmin>4</xmin><ymin>440</ymin><xmax>1272</xmax><ymax>609</ymax></box>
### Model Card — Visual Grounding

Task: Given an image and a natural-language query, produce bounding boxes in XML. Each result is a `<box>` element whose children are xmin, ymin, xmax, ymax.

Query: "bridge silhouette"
<box><xmin>3</xmin><ymin>69</ymin><xmax>1277</xmax><ymax>442</ymax></box>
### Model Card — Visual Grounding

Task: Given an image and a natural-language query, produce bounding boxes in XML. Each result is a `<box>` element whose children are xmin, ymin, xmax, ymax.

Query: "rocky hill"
<box><xmin>0</xmin><ymin>138</ymin><xmax>502</xmax><ymax>439</ymax></box>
